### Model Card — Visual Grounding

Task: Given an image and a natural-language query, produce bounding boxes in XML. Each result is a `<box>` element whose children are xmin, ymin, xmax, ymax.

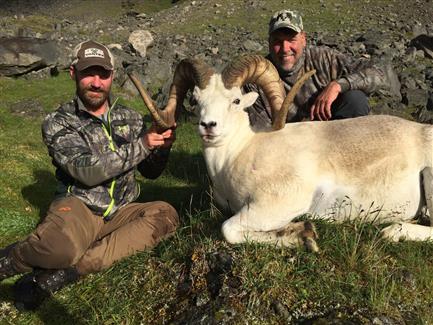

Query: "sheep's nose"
<box><xmin>200</xmin><ymin>121</ymin><xmax>217</xmax><ymax>129</ymax></box>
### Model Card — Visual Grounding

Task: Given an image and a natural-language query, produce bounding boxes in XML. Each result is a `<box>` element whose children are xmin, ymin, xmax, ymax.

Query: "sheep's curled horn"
<box><xmin>222</xmin><ymin>55</ymin><xmax>286</xmax><ymax>128</ymax></box>
<box><xmin>128</xmin><ymin>55</ymin><xmax>315</xmax><ymax>132</ymax></box>
<box><xmin>127</xmin><ymin>59</ymin><xmax>215</xmax><ymax>131</ymax></box>
<box><xmin>221</xmin><ymin>55</ymin><xmax>316</xmax><ymax>130</ymax></box>
<box><xmin>272</xmin><ymin>68</ymin><xmax>316</xmax><ymax>130</ymax></box>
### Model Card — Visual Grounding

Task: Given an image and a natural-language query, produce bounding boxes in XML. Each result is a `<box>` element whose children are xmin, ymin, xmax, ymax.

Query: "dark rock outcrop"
<box><xmin>0</xmin><ymin>37</ymin><xmax>58</xmax><ymax>76</ymax></box>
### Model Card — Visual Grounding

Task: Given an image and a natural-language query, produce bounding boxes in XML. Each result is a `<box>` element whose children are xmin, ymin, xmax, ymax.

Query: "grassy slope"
<box><xmin>153</xmin><ymin>0</ymin><xmax>394</xmax><ymax>38</ymax></box>
<box><xmin>1</xmin><ymin>0</ymin><xmax>433</xmax><ymax>324</ymax></box>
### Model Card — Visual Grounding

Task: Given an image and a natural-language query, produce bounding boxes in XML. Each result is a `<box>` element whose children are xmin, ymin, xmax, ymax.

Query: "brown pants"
<box><xmin>10</xmin><ymin>196</ymin><xmax>179</xmax><ymax>275</ymax></box>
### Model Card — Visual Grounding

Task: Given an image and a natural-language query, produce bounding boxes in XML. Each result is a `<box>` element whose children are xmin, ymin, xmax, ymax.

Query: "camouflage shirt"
<box><xmin>245</xmin><ymin>45</ymin><xmax>389</xmax><ymax>128</ymax></box>
<box><xmin>42</xmin><ymin>96</ymin><xmax>170</xmax><ymax>220</ymax></box>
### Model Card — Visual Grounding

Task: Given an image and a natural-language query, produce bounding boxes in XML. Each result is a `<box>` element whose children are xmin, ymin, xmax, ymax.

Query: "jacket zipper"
<box><xmin>102</xmin><ymin>98</ymin><xmax>119</xmax><ymax>218</ymax></box>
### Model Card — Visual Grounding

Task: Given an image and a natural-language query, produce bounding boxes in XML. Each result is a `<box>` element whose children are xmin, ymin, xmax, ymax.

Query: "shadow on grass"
<box><xmin>21</xmin><ymin>169</ymin><xmax>57</xmax><ymax>220</ymax></box>
<box><xmin>165</xmin><ymin>149</ymin><xmax>208</xmax><ymax>186</ymax></box>
<box><xmin>139</xmin><ymin>150</ymin><xmax>211</xmax><ymax>215</ymax></box>
<box><xmin>0</xmin><ymin>281</ymin><xmax>86</xmax><ymax>325</ymax></box>
<box><xmin>35</xmin><ymin>297</ymin><xmax>87</xmax><ymax>325</ymax></box>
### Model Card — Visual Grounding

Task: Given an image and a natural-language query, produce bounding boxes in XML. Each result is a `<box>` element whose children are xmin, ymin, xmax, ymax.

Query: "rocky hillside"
<box><xmin>0</xmin><ymin>0</ymin><xmax>432</xmax><ymax>120</ymax></box>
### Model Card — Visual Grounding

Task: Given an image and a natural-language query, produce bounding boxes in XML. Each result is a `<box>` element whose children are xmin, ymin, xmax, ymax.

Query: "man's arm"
<box><xmin>309</xmin><ymin>47</ymin><xmax>388</xmax><ymax>120</ymax></box>
<box><xmin>309</xmin><ymin>80</ymin><xmax>341</xmax><ymax>121</ymax></box>
<box><xmin>331</xmin><ymin>50</ymin><xmax>388</xmax><ymax>95</ymax></box>
<box><xmin>138</xmin><ymin>126</ymin><xmax>176</xmax><ymax>179</ymax></box>
<box><xmin>42</xmin><ymin>118</ymin><xmax>151</xmax><ymax>187</ymax></box>
<box><xmin>137</xmin><ymin>149</ymin><xmax>170</xmax><ymax>179</ymax></box>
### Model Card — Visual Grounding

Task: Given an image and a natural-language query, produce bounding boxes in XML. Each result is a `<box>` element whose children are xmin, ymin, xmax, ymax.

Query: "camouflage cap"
<box><xmin>269</xmin><ymin>10</ymin><xmax>303</xmax><ymax>34</ymax></box>
<box><xmin>71</xmin><ymin>40</ymin><xmax>114</xmax><ymax>71</ymax></box>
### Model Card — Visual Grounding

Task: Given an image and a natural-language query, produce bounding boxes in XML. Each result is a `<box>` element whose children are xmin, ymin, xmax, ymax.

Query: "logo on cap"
<box><xmin>84</xmin><ymin>48</ymin><xmax>105</xmax><ymax>59</ymax></box>
<box><xmin>269</xmin><ymin>10</ymin><xmax>303</xmax><ymax>34</ymax></box>
<box><xmin>71</xmin><ymin>40</ymin><xmax>114</xmax><ymax>71</ymax></box>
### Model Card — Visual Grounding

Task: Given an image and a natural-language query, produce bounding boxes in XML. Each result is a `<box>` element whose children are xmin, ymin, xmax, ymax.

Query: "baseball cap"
<box><xmin>269</xmin><ymin>10</ymin><xmax>303</xmax><ymax>34</ymax></box>
<box><xmin>71</xmin><ymin>40</ymin><xmax>114</xmax><ymax>71</ymax></box>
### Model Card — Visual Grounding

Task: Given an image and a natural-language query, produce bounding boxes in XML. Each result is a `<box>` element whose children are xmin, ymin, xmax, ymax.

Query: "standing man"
<box><xmin>246</xmin><ymin>10</ymin><xmax>389</xmax><ymax>128</ymax></box>
<box><xmin>0</xmin><ymin>40</ymin><xmax>179</xmax><ymax>309</ymax></box>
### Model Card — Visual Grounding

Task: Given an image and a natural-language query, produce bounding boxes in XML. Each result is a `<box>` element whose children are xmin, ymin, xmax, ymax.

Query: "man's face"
<box><xmin>71</xmin><ymin>66</ymin><xmax>113</xmax><ymax>110</ymax></box>
<box><xmin>269</xmin><ymin>28</ymin><xmax>306</xmax><ymax>72</ymax></box>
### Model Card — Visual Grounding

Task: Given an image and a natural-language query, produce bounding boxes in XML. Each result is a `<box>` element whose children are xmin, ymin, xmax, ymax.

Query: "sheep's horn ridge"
<box><xmin>221</xmin><ymin>55</ymin><xmax>286</xmax><ymax>123</ymax></box>
<box><xmin>128</xmin><ymin>59</ymin><xmax>215</xmax><ymax>131</ymax></box>
<box><xmin>272</xmin><ymin>69</ymin><xmax>316</xmax><ymax>131</ymax></box>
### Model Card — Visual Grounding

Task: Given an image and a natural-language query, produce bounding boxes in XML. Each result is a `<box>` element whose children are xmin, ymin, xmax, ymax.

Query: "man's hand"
<box><xmin>143</xmin><ymin>124</ymin><xmax>176</xmax><ymax>150</ymax></box>
<box><xmin>309</xmin><ymin>81</ymin><xmax>342</xmax><ymax>121</ymax></box>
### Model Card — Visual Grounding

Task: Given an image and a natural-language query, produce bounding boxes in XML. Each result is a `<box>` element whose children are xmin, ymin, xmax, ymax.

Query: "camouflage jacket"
<box><xmin>245</xmin><ymin>45</ymin><xmax>389</xmax><ymax>128</ymax></box>
<box><xmin>42</xmin><ymin>96</ymin><xmax>170</xmax><ymax>220</ymax></box>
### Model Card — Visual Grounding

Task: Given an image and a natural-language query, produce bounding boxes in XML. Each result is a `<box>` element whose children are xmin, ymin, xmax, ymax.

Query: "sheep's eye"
<box><xmin>232</xmin><ymin>98</ymin><xmax>240</xmax><ymax>105</ymax></box>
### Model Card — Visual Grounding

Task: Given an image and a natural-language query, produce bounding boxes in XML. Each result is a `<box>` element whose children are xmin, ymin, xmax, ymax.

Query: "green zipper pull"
<box><xmin>102</xmin><ymin>97</ymin><xmax>120</xmax><ymax>218</ymax></box>
<box><xmin>102</xmin><ymin>124</ymin><xmax>116</xmax><ymax>152</ymax></box>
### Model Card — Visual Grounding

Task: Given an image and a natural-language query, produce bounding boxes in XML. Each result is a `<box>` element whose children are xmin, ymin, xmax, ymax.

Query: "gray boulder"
<box><xmin>0</xmin><ymin>37</ymin><xmax>58</xmax><ymax>76</ymax></box>
<box><xmin>427</xmin><ymin>91</ymin><xmax>433</xmax><ymax>111</ymax></box>
<box><xmin>241</xmin><ymin>40</ymin><xmax>263</xmax><ymax>52</ymax></box>
<box><xmin>128</xmin><ymin>30</ymin><xmax>154</xmax><ymax>58</ymax></box>
<box><xmin>402</xmin><ymin>88</ymin><xmax>429</xmax><ymax>108</ymax></box>
<box><xmin>415</xmin><ymin>92</ymin><xmax>433</xmax><ymax>124</ymax></box>
<box><xmin>410</xmin><ymin>34</ymin><xmax>433</xmax><ymax>59</ymax></box>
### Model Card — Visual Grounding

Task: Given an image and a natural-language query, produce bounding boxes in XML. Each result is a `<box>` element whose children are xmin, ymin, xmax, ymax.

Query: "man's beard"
<box><xmin>77</xmin><ymin>85</ymin><xmax>110</xmax><ymax>110</ymax></box>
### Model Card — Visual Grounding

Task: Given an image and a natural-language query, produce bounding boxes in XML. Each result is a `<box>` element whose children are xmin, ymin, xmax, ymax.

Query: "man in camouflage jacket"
<box><xmin>246</xmin><ymin>10</ymin><xmax>389</xmax><ymax>128</ymax></box>
<box><xmin>0</xmin><ymin>40</ymin><xmax>179</xmax><ymax>309</ymax></box>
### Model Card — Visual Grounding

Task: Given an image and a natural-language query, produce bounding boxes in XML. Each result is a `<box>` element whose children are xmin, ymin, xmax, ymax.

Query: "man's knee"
<box><xmin>155</xmin><ymin>201</ymin><xmax>179</xmax><ymax>232</ymax></box>
<box><xmin>332</xmin><ymin>90</ymin><xmax>370</xmax><ymax>119</ymax></box>
<box><xmin>40</xmin><ymin>239</ymin><xmax>81</xmax><ymax>269</ymax></box>
<box><xmin>17</xmin><ymin>231</ymin><xmax>82</xmax><ymax>269</ymax></box>
<box><xmin>14</xmin><ymin>197</ymin><xmax>100</xmax><ymax>270</ymax></box>
<box><xmin>341</xmin><ymin>90</ymin><xmax>369</xmax><ymax>112</ymax></box>
<box><xmin>139</xmin><ymin>201</ymin><xmax>179</xmax><ymax>240</ymax></box>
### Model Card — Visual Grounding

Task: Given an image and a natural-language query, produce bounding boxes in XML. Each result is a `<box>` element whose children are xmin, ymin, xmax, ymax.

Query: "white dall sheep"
<box><xmin>129</xmin><ymin>55</ymin><xmax>433</xmax><ymax>251</ymax></box>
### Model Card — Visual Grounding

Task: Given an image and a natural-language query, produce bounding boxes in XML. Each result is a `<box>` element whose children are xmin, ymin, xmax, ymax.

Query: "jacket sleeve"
<box><xmin>320</xmin><ymin>48</ymin><xmax>389</xmax><ymax>95</ymax></box>
<box><xmin>42</xmin><ymin>117</ymin><xmax>151</xmax><ymax>187</ymax></box>
<box><xmin>137</xmin><ymin>147</ymin><xmax>171</xmax><ymax>179</ymax></box>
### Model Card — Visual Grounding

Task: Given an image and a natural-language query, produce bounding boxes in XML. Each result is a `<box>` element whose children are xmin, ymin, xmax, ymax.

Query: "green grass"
<box><xmin>61</xmin><ymin>0</ymin><xmax>180</xmax><ymax>20</ymax></box>
<box><xmin>0</xmin><ymin>73</ymin><xmax>73</xmax><ymax>220</ymax></box>
<box><xmin>153</xmin><ymin>0</ymin><xmax>392</xmax><ymax>40</ymax></box>
<box><xmin>0</xmin><ymin>15</ymin><xmax>56</xmax><ymax>34</ymax></box>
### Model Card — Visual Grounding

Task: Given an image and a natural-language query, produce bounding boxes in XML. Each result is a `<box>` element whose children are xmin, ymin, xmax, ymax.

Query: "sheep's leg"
<box><xmin>221</xmin><ymin>204</ymin><xmax>319</xmax><ymax>252</ymax></box>
<box><xmin>381</xmin><ymin>167</ymin><xmax>433</xmax><ymax>242</ymax></box>
<box><xmin>380</xmin><ymin>222</ymin><xmax>433</xmax><ymax>241</ymax></box>
<box><xmin>423</xmin><ymin>167</ymin><xmax>433</xmax><ymax>226</ymax></box>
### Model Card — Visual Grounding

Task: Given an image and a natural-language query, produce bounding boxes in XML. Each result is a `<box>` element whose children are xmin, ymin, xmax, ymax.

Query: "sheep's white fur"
<box><xmin>193</xmin><ymin>73</ymin><xmax>433</xmax><ymax>247</ymax></box>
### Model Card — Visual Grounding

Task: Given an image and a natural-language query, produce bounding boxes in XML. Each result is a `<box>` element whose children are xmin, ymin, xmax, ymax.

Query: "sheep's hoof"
<box><xmin>301</xmin><ymin>221</ymin><xmax>319</xmax><ymax>253</ymax></box>
<box><xmin>380</xmin><ymin>223</ymin><xmax>405</xmax><ymax>242</ymax></box>
<box><xmin>303</xmin><ymin>237</ymin><xmax>319</xmax><ymax>253</ymax></box>
<box><xmin>275</xmin><ymin>221</ymin><xmax>319</xmax><ymax>251</ymax></box>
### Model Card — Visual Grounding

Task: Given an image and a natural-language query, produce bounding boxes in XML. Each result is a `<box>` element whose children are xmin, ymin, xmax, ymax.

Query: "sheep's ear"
<box><xmin>192</xmin><ymin>86</ymin><xmax>201</xmax><ymax>100</ymax></box>
<box><xmin>242</xmin><ymin>92</ymin><xmax>259</xmax><ymax>107</ymax></box>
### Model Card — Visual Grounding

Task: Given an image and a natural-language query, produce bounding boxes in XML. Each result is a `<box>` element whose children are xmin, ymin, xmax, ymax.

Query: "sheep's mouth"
<box><xmin>201</xmin><ymin>134</ymin><xmax>217</xmax><ymax>142</ymax></box>
<box><xmin>199</xmin><ymin>132</ymin><xmax>221</xmax><ymax>143</ymax></box>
